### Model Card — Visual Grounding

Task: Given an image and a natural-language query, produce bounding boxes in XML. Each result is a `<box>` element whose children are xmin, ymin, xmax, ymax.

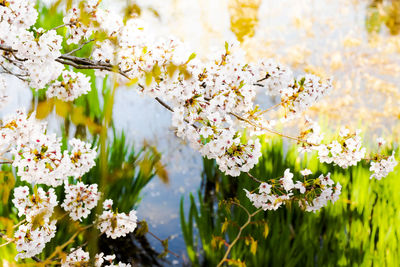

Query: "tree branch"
<box><xmin>0</xmin><ymin>43</ymin><xmax>307</xmax><ymax>144</ymax></box>
<box><xmin>216</xmin><ymin>203</ymin><xmax>262</xmax><ymax>267</ymax></box>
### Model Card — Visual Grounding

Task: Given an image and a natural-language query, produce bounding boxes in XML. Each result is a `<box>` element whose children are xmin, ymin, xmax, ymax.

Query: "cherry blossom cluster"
<box><xmin>61</xmin><ymin>248</ymin><xmax>90</xmax><ymax>267</ymax></box>
<box><xmin>0</xmin><ymin>105</ymin><xmax>139</xmax><ymax>261</ymax></box>
<box><xmin>369</xmin><ymin>138</ymin><xmax>398</xmax><ymax>180</ymax></box>
<box><xmin>257</xmin><ymin>63</ymin><xmax>333</xmax><ymax>118</ymax></box>
<box><xmin>283</xmin><ymin>75</ymin><xmax>332</xmax><ymax>117</ymax></box>
<box><xmin>14</xmin><ymin>28</ymin><xmax>64</xmax><ymax>88</ymax></box>
<box><xmin>12</xmin><ymin>185</ymin><xmax>58</xmax><ymax>260</ymax></box>
<box><xmin>12</xmin><ymin>133</ymin><xmax>65</xmax><ymax>186</ymax></box>
<box><xmin>97</xmin><ymin>199</ymin><xmax>138</xmax><ymax>239</ymax></box>
<box><xmin>298</xmin><ymin>121</ymin><xmax>398</xmax><ymax>179</ymax></box>
<box><xmin>1</xmin><ymin>0</ymin><xmax>91</xmax><ymax>99</ymax></box>
<box><xmin>62</xmin><ymin>0</ymin><xmax>99</xmax><ymax>45</ymax></box>
<box><xmin>0</xmin><ymin>109</ymin><xmax>46</xmax><ymax>150</ymax></box>
<box><xmin>299</xmin><ymin>124</ymin><xmax>366</xmax><ymax>168</ymax></box>
<box><xmin>12</xmin><ymin>186</ymin><xmax>58</xmax><ymax>222</ymax></box>
<box><xmin>62</xmin><ymin>248</ymin><xmax>131</xmax><ymax>267</ymax></box>
<box><xmin>66</xmin><ymin>138</ymin><xmax>97</xmax><ymax>178</ymax></box>
<box><xmin>61</xmin><ymin>182</ymin><xmax>100</xmax><ymax>221</ymax></box>
<box><xmin>245</xmin><ymin>169</ymin><xmax>341</xmax><ymax>212</ymax></box>
<box><xmin>47</xmin><ymin>70</ymin><xmax>92</xmax><ymax>102</ymax></box>
<box><xmin>0</xmin><ymin>0</ymin><xmax>38</xmax><ymax>45</ymax></box>
<box><xmin>0</xmin><ymin>110</ymin><xmax>97</xmax><ymax>186</ymax></box>
<box><xmin>370</xmin><ymin>155</ymin><xmax>397</xmax><ymax>180</ymax></box>
<box><xmin>257</xmin><ymin>59</ymin><xmax>294</xmax><ymax>97</ymax></box>
<box><xmin>14</xmin><ymin>220</ymin><xmax>57</xmax><ymax>260</ymax></box>
<box><xmin>60</xmin><ymin>1</ymin><xmax>337</xmax><ymax>176</ymax></box>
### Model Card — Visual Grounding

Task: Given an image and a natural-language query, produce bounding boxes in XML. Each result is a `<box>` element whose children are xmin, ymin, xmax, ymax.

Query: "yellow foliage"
<box><xmin>249</xmin><ymin>236</ymin><xmax>257</xmax><ymax>255</ymax></box>
<box><xmin>155</xmin><ymin>161</ymin><xmax>169</xmax><ymax>184</ymax></box>
<box><xmin>145</xmin><ymin>72</ymin><xmax>153</xmax><ymax>86</ymax></box>
<box><xmin>228</xmin><ymin>0</ymin><xmax>261</xmax><ymax>42</ymax></box>
<box><xmin>85</xmin><ymin>118</ymin><xmax>102</xmax><ymax>135</ymax></box>
<box><xmin>221</xmin><ymin>217</ymin><xmax>229</xmax><ymax>234</ymax></box>
<box><xmin>55</xmin><ymin>99</ymin><xmax>71</xmax><ymax>118</ymax></box>
<box><xmin>263</xmin><ymin>222</ymin><xmax>269</xmax><ymax>239</ymax></box>
<box><xmin>70</xmin><ymin>106</ymin><xmax>86</xmax><ymax>125</ymax></box>
<box><xmin>35</xmin><ymin>99</ymin><xmax>55</xmax><ymax>119</ymax></box>
<box><xmin>126</xmin><ymin>77</ymin><xmax>139</xmax><ymax>87</ymax></box>
<box><xmin>0</xmin><ymin>217</ymin><xmax>14</xmax><ymax>238</ymax></box>
<box><xmin>0</xmin><ymin>171</ymin><xmax>14</xmax><ymax>204</ymax></box>
<box><xmin>227</xmin><ymin>258</ymin><xmax>247</xmax><ymax>267</ymax></box>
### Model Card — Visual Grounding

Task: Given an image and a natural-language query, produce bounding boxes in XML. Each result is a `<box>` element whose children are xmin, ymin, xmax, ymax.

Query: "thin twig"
<box><xmin>0</xmin><ymin>239</ymin><xmax>13</xmax><ymax>248</ymax></box>
<box><xmin>229</xmin><ymin>112</ymin><xmax>316</xmax><ymax>146</ymax></box>
<box><xmin>13</xmin><ymin>219</ymin><xmax>26</xmax><ymax>229</ymax></box>
<box><xmin>64</xmin><ymin>39</ymin><xmax>95</xmax><ymax>56</ymax></box>
<box><xmin>216</xmin><ymin>203</ymin><xmax>262</xmax><ymax>267</ymax></box>
<box><xmin>32</xmin><ymin>256</ymin><xmax>43</xmax><ymax>263</ymax></box>
<box><xmin>258</xmin><ymin>102</ymin><xmax>281</xmax><ymax>116</ymax></box>
<box><xmin>136</xmin><ymin>221</ymin><xmax>180</xmax><ymax>258</ymax></box>
<box><xmin>155</xmin><ymin>97</ymin><xmax>173</xmax><ymax>112</ymax></box>
<box><xmin>0</xmin><ymin>232</ymin><xmax>13</xmax><ymax>243</ymax></box>
<box><xmin>246</xmin><ymin>172</ymin><xmax>263</xmax><ymax>183</ymax></box>
<box><xmin>48</xmin><ymin>23</ymin><xmax>74</xmax><ymax>32</ymax></box>
<box><xmin>146</xmin><ymin>230</ymin><xmax>180</xmax><ymax>258</ymax></box>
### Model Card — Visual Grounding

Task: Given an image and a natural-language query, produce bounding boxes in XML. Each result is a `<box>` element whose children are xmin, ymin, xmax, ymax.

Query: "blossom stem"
<box><xmin>246</xmin><ymin>172</ymin><xmax>263</xmax><ymax>183</ymax></box>
<box><xmin>64</xmin><ymin>39</ymin><xmax>95</xmax><ymax>56</ymax></box>
<box><xmin>146</xmin><ymin>230</ymin><xmax>180</xmax><ymax>258</ymax></box>
<box><xmin>229</xmin><ymin>112</ymin><xmax>316</xmax><ymax>145</ymax></box>
<box><xmin>258</xmin><ymin>102</ymin><xmax>281</xmax><ymax>116</ymax></box>
<box><xmin>48</xmin><ymin>23</ymin><xmax>74</xmax><ymax>32</ymax></box>
<box><xmin>216</xmin><ymin>202</ymin><xmax>262</xmax><ymax>267</ymax></box>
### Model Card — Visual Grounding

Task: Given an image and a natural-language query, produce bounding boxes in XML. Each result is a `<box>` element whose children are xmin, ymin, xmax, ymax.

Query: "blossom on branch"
<box><xmin>62</xmin><ymin>182</ymin><xmax>100</xmax><ymax>221</ymax></box>
<box><xmin>14</xmin><ymin>220</ymin><xmax>57</xmax><ymax>260</ymax></box>
<box><xmin>47</xmin><ymin>70</ymin><xmax>91</xmax><ymax>102</ymax></box>
<box><xmin>245</xmin><ymin>170</ymin><xmax>341</xmax><ymax>212</ymax></box>
<box><xmin>370</xmin><ymin>152</ymin><xmax>397</xmax><ymax>180</ymax></box>
<box><xmin>97</xmin><ymin>199</ymin><xmax>138</xmax><ymax>239</ymax></box>
<box><xmin>12</xmin><ymin>186</ymin><xmax>58</xmax><ymax>222</ymax></box>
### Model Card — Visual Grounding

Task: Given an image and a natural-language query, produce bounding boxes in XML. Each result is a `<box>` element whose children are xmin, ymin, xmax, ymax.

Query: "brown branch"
<box><xmin>216</xmin><ymin>203</ymin><xmax>262</xmax><ymax>267</ymax></box>
<box><xmin>146</xmin><ymin>230</ymin><xmax>180</xmax><ymax>258</ymax></box>
<box><xmin>0</xmin><ymin>44</ymin><xmax>17</xmax><ymax>53</ymax></box>
<box><xmin>0</xmin><ymin>44</ymin><xmax>308</xmax><ymax>145</ymax></box>
<box><xmin>155</xmin><ymin>97</ymin><xmax>173</xmax><ymax>112</ymax></box>
<box><xmin>246</xmin><ymin>172</ymin><xmax>263</xmax><ymax>183</ymax></box>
